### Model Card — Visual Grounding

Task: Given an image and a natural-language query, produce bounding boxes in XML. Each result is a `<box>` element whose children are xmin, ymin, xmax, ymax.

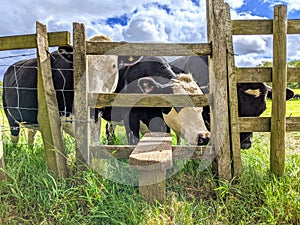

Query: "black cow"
<box><xmin>3</xmin><ymin>46</ymin><xmax>74</xmax><ymax>143</ymax></box>
<box><xmin>170</xmin><ymin>56</ymin><xmax>295</xmax><ymax>149</ymax></box>
<box><xmin>98</xmin><ymin>56</ymin><xmax>210</xmax><ymax>145</ymax></box>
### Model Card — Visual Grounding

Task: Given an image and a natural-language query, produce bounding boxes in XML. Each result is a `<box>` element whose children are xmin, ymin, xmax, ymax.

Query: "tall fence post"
<box><xmin>206</xmin><ymin>0</ymin><xmax>232</xmax><ymax>180</ymax></box>
<box><xmin>36</xmin><ymin>21</ymin><xmax>68</xmax><ymax>178</ymax></box>
<box><xmin>73</xmin><ymin>23</ymin><xmax>90</xmax><ymax>168</ymax></box>
<box><xmin>225</xmin><ymin>3</ymin><xmax>243</xmax><ymax>177</ymax></box>
<box><xmin>270</xmin><ymin>5</ymin><xmax>288</xmax><ymax>176</ymax></box>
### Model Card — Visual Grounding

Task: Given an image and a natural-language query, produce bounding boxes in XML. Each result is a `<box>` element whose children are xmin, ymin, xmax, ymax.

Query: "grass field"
<box><xmin>0</xmin><ymin>90</ymin><xmax>299</xmax><ymax>224</ymax></box>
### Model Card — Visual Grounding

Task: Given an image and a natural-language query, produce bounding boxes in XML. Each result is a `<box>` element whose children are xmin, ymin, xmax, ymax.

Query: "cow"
<box><xmin>3</xmin><ymin>46</ymin><xmax>74</xmax><ymax>143</ymax></box>
<box><xmin>170</xmin><ymin>56</ymin><xmax>295</xmax><ymax>149</ymax></box>
<box><xmin>98</xmin><ymin>56</ymin><xmax>210</xmax><ymax>145</ymax></box>
<box><xmin>3</xmin><ymin>35</ymin><xmax>119</xmax><ymax>145</ymax></box>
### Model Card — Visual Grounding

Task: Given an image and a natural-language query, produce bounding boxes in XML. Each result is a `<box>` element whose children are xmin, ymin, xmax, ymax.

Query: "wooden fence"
<box><xmin>0</xmin><ymin>0</ymin><xmax>299</xmax><ymax>198</ymax></box>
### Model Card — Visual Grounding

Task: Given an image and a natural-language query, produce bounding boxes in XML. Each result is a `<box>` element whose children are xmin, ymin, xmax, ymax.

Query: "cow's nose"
<box><xmin>241</xmin><ymin>142</ymin><xmax>252</xmax><ymax>149</ymax></box>
<box><xmin>197</xmin><ymin>132</ymin><xmax>210</xmax><ymax>145</ymax></box>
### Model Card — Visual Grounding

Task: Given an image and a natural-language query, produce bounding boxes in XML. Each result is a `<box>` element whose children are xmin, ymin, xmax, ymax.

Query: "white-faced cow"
<box><xmin>170</xmin><ymin>56</ymin><xmax>295</xmax><ymax>149</ymax></box>
<box><xmin>98</xmin><ymin>56</ymin><xmax>210</xmax><ymax>145</ymax></box>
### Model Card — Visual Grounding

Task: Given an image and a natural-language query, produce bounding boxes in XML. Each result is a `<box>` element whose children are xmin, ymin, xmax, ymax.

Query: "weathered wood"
<box><xmin>225</xmin><ymin>3</ymin><xmax>242</xmax><ymax>177</ymax></box>
<box><xmin>0</xmin><ymin>31</ymin><xmax>70</xmax><ymax>51</ymax></box>
<box><xmin>36</xmin><ymin>22</ymin><xmax>68</xmax><ymax>178</ymax></box>
<box><xmin>73</xmin><ymin>23</ymin><xmax>90</xmax><ymax>167</ymax></box>
<box><xmin>86</xmin><ymin>42</ymin><xmax>212</xmax><ymax>56</ymax></box>
<box><xmin>232</xmin><ymin>20</ymin><xmax>273</xmax><ymax>35</ymax></box>
<box><xmin>270</xmin><ymin>5</ymin><xmax>287</xmax><ymax>177</ymax></box>
<box><xmin>287</xmin><ymin>20</ymin><xmax>300</xmax><ymax>34</ymax></box>
<box><xmin>90</xmin><ymin>145</ymin><xmax>215</xmax><ymax>160</ymax></box>
<box><xmin>129</xmin><ymin>132</ymin><xmax>172</xmax><ymax>203</ymax></box>
<box><xmin>207</xmin><ymin>0</ymin><xmax>232</xmax><ymax>181</ymax></box>
<box><xmin>235</xmin><ymin>67</ymin><xmax>272</xmax><ymax>83</ymax></box>
<box><xmin>0</xmin><ymin>129</ymin><xmax>6</xmax><ymax>180</ymax></box>
<box><xmin>235</xmin><ymin>67</ymin><xmax>300</xmax><ymax>83</ymax></box>
<box><xmin>232</xmin><ymin>19</ymin><xmax>300</xmax><ymax>35</ymax></box>
<box><xmin>88</xmin><ymin>93</ymin><xmax>210</xmax><ymax>108</ymax></box>
<box><xmin>239</xmin><ymin>117</ymin><xmax>300</xmax><ymax>132</ymax></box>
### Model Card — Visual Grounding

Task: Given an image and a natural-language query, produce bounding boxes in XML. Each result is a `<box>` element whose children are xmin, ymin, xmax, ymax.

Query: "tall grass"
<box><xmin>0</xmin><ymin>130</ymin><xmax>299</xmax><ymax>224</ymax></box>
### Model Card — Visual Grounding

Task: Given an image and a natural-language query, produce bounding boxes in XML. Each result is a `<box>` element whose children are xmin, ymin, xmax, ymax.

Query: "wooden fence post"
<box><xmin>206</xmin><ymin>0</ymin><xmax>232</xmax><ymax>180</ymax></box>
<box><xmin>36</xmin><ymin>21</ymin><xmax>68</xmax><ymax>178</ymax></box>
<box><xmin>225</xmin><ymin>3</ymin><xmax>243</xmax><ymax>177</ymax></box>
<box><xmin>73</xmin><ymin>23</ymin><xmax>90</xmax><ymax>168</ymax></box>
<box><xmin>270</xmin><ymin>5</ymin><xmax>288</xmax><ymax>176</ymax></box>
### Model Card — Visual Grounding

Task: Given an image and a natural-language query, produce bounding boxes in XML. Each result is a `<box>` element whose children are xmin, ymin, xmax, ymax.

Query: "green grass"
<box><xmin>1</xmin><ymin>131</ymin><xmax>300</xmax><ymax>224</ymax></box>
<box><xmin>0</xmin><ymin>89</ymin><xmax>299</xmax><ymax>224</ymax></box>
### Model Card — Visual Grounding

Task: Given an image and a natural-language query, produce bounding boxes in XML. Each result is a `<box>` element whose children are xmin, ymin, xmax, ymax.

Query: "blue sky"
<box><xmin>0</xmin><ymin>0</ymin><xmax>300</xmax><ymax>79</ymax></box>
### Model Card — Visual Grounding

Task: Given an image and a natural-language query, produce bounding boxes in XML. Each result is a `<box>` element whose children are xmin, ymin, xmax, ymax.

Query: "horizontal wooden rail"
<box><xmin>235</xmin><ymin>67</ymin><xmax>300</xmax><ymax>83</ymax></box>
<box><xmin>86</xmin><ymin>42</ymin><xmax>212</xmax><ymax>56</ymax></box>
<box><xmin>90</xmin><ymin>145</ymin><xmax>215</xmax><ymax>160</ymax></box>
<box><xmin>0</xmin><ymin>31</ymin><xmax>71</xmax><ymax>51</ymax></box>
<box><xmin>239</xmin><ymin>117</ymin><xmax>300</xmax><ymax>132</ymax></box>
<box><xmin>232</xmin><ymin>19</ymin><xmax>300</xmax><ymax>35</ymax></box>
<box><xmin>88</xmin><ymin>93</ymin><xmax>211</xmax><ymax>108</ymax></box>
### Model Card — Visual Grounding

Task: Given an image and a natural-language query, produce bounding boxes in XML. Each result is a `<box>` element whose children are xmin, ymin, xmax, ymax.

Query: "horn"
<box><xmin>244</xmin><ymin>89</ymin><xmax>261</xmax><ymax>98</ymax></box>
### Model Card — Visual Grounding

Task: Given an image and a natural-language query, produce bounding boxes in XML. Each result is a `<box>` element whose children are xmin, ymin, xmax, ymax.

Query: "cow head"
<box><xmin>238</xmin><ymin>83</ymin><xmax>294</xmax><ymax>149</ymax></box>
<box><xmin>138</xmin><ymin>73</ymin><xmax>210</xmax><ymax>145</ymax></box>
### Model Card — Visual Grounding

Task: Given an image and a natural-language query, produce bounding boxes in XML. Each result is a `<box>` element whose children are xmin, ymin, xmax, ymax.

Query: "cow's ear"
<box><xmin>58</xmin><ymin>46</ymin><xmax>73</xmax><ymax>62</ymax></box>
<box><xmin>138</xmin><ymin>77</ymin><xmax>160</xmax><ymax>94</ymax></box>
<box><xmin>266</xmin><ymin>85</ymin><xmax>295</xmax><ymax>100</ymax></box>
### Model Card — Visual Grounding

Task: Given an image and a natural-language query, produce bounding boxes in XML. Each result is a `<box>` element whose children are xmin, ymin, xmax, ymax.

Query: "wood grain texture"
<box><xmin>36</xmin><ymin>22</ymin><xmax>68</xmax><ymax>178</ymax></box>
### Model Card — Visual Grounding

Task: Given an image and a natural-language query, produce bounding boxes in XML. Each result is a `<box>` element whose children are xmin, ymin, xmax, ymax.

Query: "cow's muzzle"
<box><xmin>197</xmin><ymin>132</ymin><xmax>210</xmax><ymax>145</ymax></box>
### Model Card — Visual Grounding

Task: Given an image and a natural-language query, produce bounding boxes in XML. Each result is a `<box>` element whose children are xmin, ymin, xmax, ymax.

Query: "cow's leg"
<box><xmin>27</xmin><ymin>129</ymin><xmax>37</xmax><ymax>145</ymax></box>
<box><xmin>106</xmin><ymin>122</ymin><xmax>117</xmax><ymax>144</ymax></box>
<box><xmin>125</xmin><ymin>115</ymin><xmax>140</xmax><ymax>145</ymax></box>
<box><xmin>4</xmin><ymin>108</ymin><xmax>20</xmax><ymax>144</ymax></box>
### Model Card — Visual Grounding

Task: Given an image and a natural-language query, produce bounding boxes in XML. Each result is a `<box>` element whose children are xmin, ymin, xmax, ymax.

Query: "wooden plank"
<box><xmin>235</xmin><ymin>67</ymin><xmax>272</xmax><ymax>82</ymax></box>
<box><xmin>232</xmin><ymin>20</ymin><xmax>273</xmax><ymax>35</ymax></box>
<box><xmin>129</xmin><ymin>132</ymin><xmax>172</xmax><ymax>203</ymax></box>
<box><xmin>235</xmin><ymin>67</ymin><xmax>300</xmax><ymax>83</ymax></box>
<box><xmin>287</xmin><ymin>20</ymin><xmax>300</xmax><ymax>34</ymax></box>
<box><xmin>88</xmin><ymin>93</ymin><xmax>210</xmax><ymax>108</ymax></box>
<box><xmin>207</xmin><ymin>0</ymin><xmax>232</xmax><ymax>181</ymax></box>
<box><xmin>129</xmin><ymin>133</ymin><xmax>172</xmax><ymax>170</ymax></box>
<box><xmin>73</xmin><ymin>23</ymin><xmax>90</xmax><ymax>167</ymax></box>
<box><xmin>0</xmin><ymin>129</ymin><xmax>6</xmax><ymax>180</ymax></box>
<box><xmin>287</xmin><ymin>68</ymin><xmax>300</xmax><ymax>82</ymax></box>
<box><xmin>36</xmin><ymin>22</ymin><xmax>68</xmax><ymax>178</ymax></box>
<box><xmin>90</xmin><ymin>145</ymin><xmax>216</xmax><ymax>160</ymax></box>
<box><xmin>225</xmin><ymin>3</ymin><xmax>242</xmax><ymax>177</ymax></box>
<box><xmin>239</xmin><ymin>117</ymin><xmax>300</xmax><ymax>132</ymax></box>
<box><xmin>270</xmin><ymin>5</ymin><xmax>287</xmax><ymax>177</ymax></box>
<box><xmin>86</xmin><ymin>42</ymin><xmax>212</xmax><ymax>56</ymax></box>
<box><xmin>232</xmin><ymin>19</ymin><xmax>300</xmax><ymax>35</ymax></box>
<box><xmin>0</xmin><ymin>31</ymin><xmax>70</xmax><ymax>51</ymax></box>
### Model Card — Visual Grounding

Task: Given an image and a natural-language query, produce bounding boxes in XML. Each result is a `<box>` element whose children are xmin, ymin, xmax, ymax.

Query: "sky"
<box><xmin>0</xmin><ymin>0</ymin><xmax>300</xmax><ymax>79</ymax></box>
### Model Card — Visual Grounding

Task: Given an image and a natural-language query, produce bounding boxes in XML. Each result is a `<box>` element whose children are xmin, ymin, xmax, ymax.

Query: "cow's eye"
<box><xmin>112</xmin><ymin>64</ymin><xmax>116</xmax><ymax>69</ymax></box>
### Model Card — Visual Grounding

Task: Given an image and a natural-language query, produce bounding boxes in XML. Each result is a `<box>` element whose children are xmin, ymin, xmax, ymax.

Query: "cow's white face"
<box><xmin>87</xmin><ymin>35</ymin><xmax>119</xmax><ymax>93</ymax></box>
<box><xmin>163</xmin><ymin>73</ymin><xmax>210</xmax><ymax>145</ymax></box>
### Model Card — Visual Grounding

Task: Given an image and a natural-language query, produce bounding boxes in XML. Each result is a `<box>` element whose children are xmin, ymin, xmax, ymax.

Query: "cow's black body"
<box><xmin>3</xmin><ymin>46</ymin><xmax>74</xmax><ymax>137</ymax></box>
<box><xmin>99</xmin><ymin>56</ymin><xmax>177</xmax><ymax>144</ymax></box>
<box><xmin>170</xmin><ymin>56</ymin><xmax>294</xmax><ymax>149</ymax></box>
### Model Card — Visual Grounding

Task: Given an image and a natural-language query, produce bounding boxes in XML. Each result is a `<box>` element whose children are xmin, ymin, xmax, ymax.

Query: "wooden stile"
<box><xmin>206</xmin><ymin>0</ymin><xmax>232</xmax><ymax>180</ymax></box>
<box><xmin>225</xmin><ymin>3</ymin><xmax>242</xmax><ymax>177</ymax></box>
<box><xmin>73</xmin><ymin>23</ymin><xmax>91</xmax><ymax>168</ymax></box>
<box><xmin>270</xmin><ymin>5</ymin><xmax>288</xmax><ymax>176</ymax></box>
<box><xmin>129</xmin><ymin>132</ymin><xmax>172</xmax><ymax>203</ymax></box>
<box><xmin>36</xmin><ymin>22</ymin><xmax>68</xmax><ymax>178</ymax></box>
